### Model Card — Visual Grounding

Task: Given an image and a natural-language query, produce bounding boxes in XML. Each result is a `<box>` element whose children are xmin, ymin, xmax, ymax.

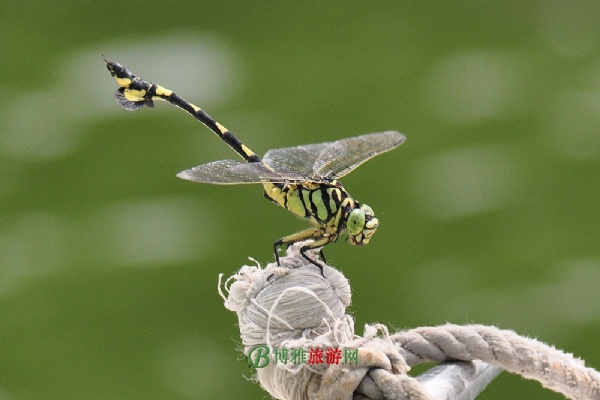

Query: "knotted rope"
<box><xmin>220</xmin><ymin>243</ymin><xmax>600</xmax><ymax>400</ymax></box>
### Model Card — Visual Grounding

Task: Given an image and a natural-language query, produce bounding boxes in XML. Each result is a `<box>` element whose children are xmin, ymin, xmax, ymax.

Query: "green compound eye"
<box><xmin>347</xmin><ymin>208</ymin><xmax>366</xmax><ymax>235</ymax></box>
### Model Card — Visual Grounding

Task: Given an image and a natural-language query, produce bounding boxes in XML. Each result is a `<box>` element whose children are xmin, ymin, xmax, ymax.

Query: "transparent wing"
<box><xmin>312</xmin><ymin>131</ymin><xmax>405</xmax><ymax>179</ymax></box>
<box><xmin>263</xmin><ymin>142</ymin><xmax>333</xmax><ymax>178</ymax></box>
<box><xmin>180</xmin><ymin>131</ymin><xmax>405</xmax><ymax>185</ymax></box>
<box><xmin>229</xmin><ymin>162</ymin><xmax>310</xmax><ymax>182</ymax></box>
<box><xmin>177</xmin><ymin>160</ymin><xmax>311</xmax><ymax>185</ymax></box>
<box><xmin>177</xmin><ymin>160</ymin><xmax>270</xmax><ymax>185</ymax></box>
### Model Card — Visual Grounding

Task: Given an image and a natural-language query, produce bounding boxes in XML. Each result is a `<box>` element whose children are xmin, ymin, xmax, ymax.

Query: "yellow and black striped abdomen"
<box><xmin>263</xmin><ymin>181</ymin><xmax>351</xmax><ymax>227</ymax></box>
<box><xmin>103</xmin><ymin>56</ymin><xmax>262</xmax><ymax>165</ymax></box>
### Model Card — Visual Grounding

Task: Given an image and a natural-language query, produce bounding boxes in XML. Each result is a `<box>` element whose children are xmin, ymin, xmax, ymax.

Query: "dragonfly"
<box><xmin>102</xmin><ymin>56</ymin><xmax>405</xmax><ymax>269</ymax></box>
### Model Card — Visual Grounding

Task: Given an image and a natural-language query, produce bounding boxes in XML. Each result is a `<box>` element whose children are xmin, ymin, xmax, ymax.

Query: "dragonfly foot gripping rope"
<box><xmin>220</xmin><ymin>244</ymin><xmax>600</xmax><ymax>400</ymax></box>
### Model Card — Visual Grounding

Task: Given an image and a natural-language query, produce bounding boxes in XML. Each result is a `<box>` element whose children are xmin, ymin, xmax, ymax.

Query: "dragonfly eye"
<box><xmin>347</xmin><ymin>204</ymin><xmax>378</xmax><ymax>246</ymax></box>
<box><xmin>347</xmin><ymin>208</ymin><xmax>366</xmax><ymax>236</ymax></box>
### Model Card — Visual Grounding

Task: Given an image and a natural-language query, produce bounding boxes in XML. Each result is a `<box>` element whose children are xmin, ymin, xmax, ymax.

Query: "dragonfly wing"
<box><xmin>229</xmin><ymin>162</ymin><xmax>289</xmax><ymax>181</ymax></box>
<box><xmin>177</xmin><ymin>160</ymin><xmax>269</xmax><ymax>184</ymax></box>
<box><xmin>263</xmin><ymin>142</ymin><xmax>332</xmax><ymax>178</ymax></box>
<box><xmin>312</xmin><ymin>131</ymin><xmax>405</xmax><ymax>179</ymax></box>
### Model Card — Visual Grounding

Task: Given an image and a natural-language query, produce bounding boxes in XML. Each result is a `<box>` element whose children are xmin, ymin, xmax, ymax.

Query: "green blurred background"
<box><xmin>1</xmin><ymin>1</ymin><xmax>599</xmax><ymax>399</ymax></box>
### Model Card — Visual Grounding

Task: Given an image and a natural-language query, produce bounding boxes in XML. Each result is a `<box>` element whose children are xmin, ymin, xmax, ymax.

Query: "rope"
<box><xmin>219</xmin><ymin>243</ymin><xmax>600</xmax><ymax>400</ymax></box>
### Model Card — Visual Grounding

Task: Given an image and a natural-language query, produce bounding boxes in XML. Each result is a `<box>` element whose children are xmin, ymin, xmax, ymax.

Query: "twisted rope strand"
<box><xmin>220</xmin><ymin>243</ymin><xmax>600</xmax><ymax>400</ymax></box>
<box><xmin>392</xmin><ymin>325</ymin><xmax>600</xmax><ymax>399</ymax></box>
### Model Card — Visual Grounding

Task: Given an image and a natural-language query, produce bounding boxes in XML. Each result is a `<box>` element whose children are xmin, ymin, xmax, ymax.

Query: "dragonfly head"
<box><xmin>346</xmin><ymin>203</ymin><xmax>379</xmax><ymax>246</ymax></box>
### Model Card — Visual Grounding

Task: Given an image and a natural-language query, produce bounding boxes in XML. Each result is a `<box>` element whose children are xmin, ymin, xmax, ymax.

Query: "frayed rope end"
<box><xmin>220</xmin><ymin>242</ymin><xmax>353</xmax><ymax>351</ymax></box>
<box><xmin>218</xmin><ymin>242</ymin><xmax>411</xmax><ymax>400</ymax></box>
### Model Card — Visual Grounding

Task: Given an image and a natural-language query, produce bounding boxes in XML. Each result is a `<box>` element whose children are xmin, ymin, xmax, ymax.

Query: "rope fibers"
<box><xmin>220</xmin><ymin>243</ymin><xmax>600</xmax><ymax>400</ymax></box>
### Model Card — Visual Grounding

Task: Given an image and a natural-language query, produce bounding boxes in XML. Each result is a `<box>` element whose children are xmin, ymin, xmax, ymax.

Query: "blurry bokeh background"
<box><xmin>1</xmin><ymin>2</ymin><xmax>599</xmax><ymax>399</ymax></box>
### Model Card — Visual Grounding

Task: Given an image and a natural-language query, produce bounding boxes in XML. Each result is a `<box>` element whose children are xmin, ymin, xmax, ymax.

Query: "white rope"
<box><xmin>219</xmin><ymin>242</ymin><xmax>600</xmax><ymax>400</ymax></box>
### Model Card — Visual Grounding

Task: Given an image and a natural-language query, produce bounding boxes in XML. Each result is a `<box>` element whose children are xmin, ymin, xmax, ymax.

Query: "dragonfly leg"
<box><xmin>319</xmin><ymin>249</ymin><xmax>326</xmax><ymax>264</ymax></box>
<box><xmin>273</xmin><ymin>240</ymin><xmax>283</xmax><ymax>267</ymax></box>
<box><xmin>274</xmin><ymin>228</ymin><xmax>324</xmax><ymax>266</ymax></box>
<box><xmin>299</xmin><ymin>237</ymin><xmax>333</xmax><ymax>276</ymax></box>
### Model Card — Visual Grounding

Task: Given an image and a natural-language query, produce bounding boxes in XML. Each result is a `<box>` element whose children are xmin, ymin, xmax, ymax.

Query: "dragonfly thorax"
<box><xmin>345</xmin><ymin>203</ymin><xmax>378</xmax><ymax>246</ymax></box>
